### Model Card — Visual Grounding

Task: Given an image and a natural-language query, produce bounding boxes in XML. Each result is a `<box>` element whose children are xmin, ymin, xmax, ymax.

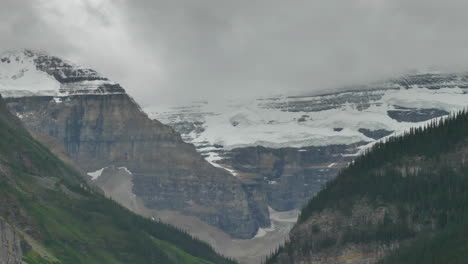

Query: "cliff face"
<box><xmin>273</xmin><ymin>202</ymin><xmax>399</xmax><ymax>264</ymax></box>
<box><xmin>223</xmin><ymin>144</ymin><xmax>362</xmax><ymax>212</ymax></box>
<box><xmin>0</xmin><ymin>50</ymin><xmax>266</xmax><ymax>239</ymax></box>
<box><xmin>0</xmin><ymin>219</ymin><xmax>22</xmax><ymax>264</ymax></box>
<box><xmin>0</xmin><ymin>94</ymin><xmax>236</xmax><ymax>264</ymax></box>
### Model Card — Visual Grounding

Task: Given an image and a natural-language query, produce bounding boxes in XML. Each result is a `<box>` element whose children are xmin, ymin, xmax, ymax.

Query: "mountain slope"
<box><xmin>266</xmin><ymin>111</ymin><xmax>468</xmax><ymax>263</ymax></box>
<box><xmin>0</xmin><ymin>49</ymin><xmax>267</xmax><ymax>239</ymax></box>
<box><xmin>145</xmin><ymin>73</ymin><xmax>468</xmax><ymax>262</ymax></box>
<box><xmin>0</xmin><ymin>95</ymin><xmax>235</xmax><ymax>264</ymax></box>
<box><xmin>147</xmin><ymin>77</ymin><xmax>468</xmax><ymax>213</ymax></box>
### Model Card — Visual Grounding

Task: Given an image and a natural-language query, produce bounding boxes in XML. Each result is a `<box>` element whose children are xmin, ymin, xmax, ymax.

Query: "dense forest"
<box><xmin>267</xmin><ymin>111</ymin><xmax>468</xmax><ymax>264</ymax></box>
<box><xmin>0</xmin><ymin>97</ymin><xmax>236</xmax><ymax>264</ymax></box>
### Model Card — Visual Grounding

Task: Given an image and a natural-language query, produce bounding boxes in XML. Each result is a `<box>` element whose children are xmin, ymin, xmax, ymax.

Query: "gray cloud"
<box><xmin>0</xmin><ymin>0</ymin><xmax>72</xmax><ymax>53</ymax></box>
<box><xmin>2</xmin><ymin>0</ymin><xmax>468</xmax><ymax>106</ymax></box>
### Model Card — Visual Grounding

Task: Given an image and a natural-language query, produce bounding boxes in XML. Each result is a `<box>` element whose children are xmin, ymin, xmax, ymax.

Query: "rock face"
<box><xmin>272</xmin><ymin>201</ymin><xmax>399</xmax><ymax>264</ymax></box>
<box><xmin>146</xmin><ymin>75</ymin><xmax>468</xmax><ymax>215</ymax></box>
<box><xmin>223</xmin><ymin>144</ymin><xmax>363</xmax><ymax>211</ymax></box>
<box><xmin>0</xmin><ymin>50</ymin><xmax>266</xmax><ymax>239</ymax></box>
<box><xmin>0</xmin><ymin>219</ymin><xmax>22</xmax><ymax>264</ymax></box>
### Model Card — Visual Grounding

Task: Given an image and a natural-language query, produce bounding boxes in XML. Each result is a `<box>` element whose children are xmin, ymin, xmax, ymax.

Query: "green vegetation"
<box><xmin>266</xmin><ymin>111</ymin><xmax>468</xmax><ymax>263</ymax></box>
<box><xmin>0</xmin><ymin>99</ymin><xmax>236</xmax><ymax>264</ymax></box>
<box><xmin>152</xmin><ymin>238</ymin><xmax>215</xmax><ymax>264</ymax></box>
<box><xmin>23</xmin><ymin>251</ymin><xmax>59</xmax><ymax>264</ymax></box>
<box><xmin>380</xmin><ymin>223</ymin><xmax>468</xmax><ymax>264</ymax></box>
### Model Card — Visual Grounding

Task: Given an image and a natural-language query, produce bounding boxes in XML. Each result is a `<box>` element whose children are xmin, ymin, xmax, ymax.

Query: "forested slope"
<box><xmin>267</xmin><ymin>111</ymin><xmax>468</xmax><ymax>263</ymax></box>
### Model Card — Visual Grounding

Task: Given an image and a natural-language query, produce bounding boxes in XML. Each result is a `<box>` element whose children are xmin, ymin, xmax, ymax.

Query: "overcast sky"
<box><xmin>2</xmin><ymin>0</ymin><xmax>468</xmax><ymax>106</ymax></box>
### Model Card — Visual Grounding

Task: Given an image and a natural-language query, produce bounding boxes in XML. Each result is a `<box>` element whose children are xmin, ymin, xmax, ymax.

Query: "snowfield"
<box><xmin>145</xmin><ymin>85</ymin><xmax>468</xmax><ymax>170</ymax></box>
<box><xmin>0</xmin><ymin>50</ymin><xmax>124</xmax><ymax>97</ymax></box>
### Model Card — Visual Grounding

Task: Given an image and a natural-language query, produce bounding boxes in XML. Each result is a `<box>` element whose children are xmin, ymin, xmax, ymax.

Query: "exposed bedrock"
<box><xmin>0</xmin><ymin>219</ymin><xmax>23</xmax><ymax>264</ymax></box>
<box><xmin>221</xmin><ymin>144</ymin><xmax>363</xmax><ymax>211</ymax></box>
<box><xmin>5</xmin><ymin>94</ymin><xmax>266</xmax><ymax>238</ymax></box>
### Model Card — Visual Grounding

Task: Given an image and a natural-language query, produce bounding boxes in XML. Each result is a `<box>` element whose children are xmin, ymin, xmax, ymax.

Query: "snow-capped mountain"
<box><xmin>0</xmin><ymin>50</ymin><xmax>124</xmax><ymax>98</ymax></box>
<box><xmin>145</xmin><ymin>73</ymin><xmax>468</xmax><ymax>211</ymax></box>
<box><xmin>0</xmin><ymin>49</ymin><xmax>267</xmax><ymax>241</ymax></box>
<box><xmin>4</xmin><ymin>49</ymin><xmax>468</xmax><ymax>264</ymax></box>
<box><xmin>148</xmin><ymin>80</ymin><xmax>468</xmax><ymax>153</ymax></box>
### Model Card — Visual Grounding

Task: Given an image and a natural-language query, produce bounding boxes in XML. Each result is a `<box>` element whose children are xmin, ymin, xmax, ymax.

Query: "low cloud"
<box><xmin>2</xmin><ymin>0</ymin><xmax>468</xmax><ymax>106</ymax></box>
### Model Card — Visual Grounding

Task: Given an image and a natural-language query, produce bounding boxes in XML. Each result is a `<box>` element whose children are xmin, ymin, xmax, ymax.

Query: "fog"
<box><xmin>2</xmin><ymin>0</ymin><xmax>468</xmax><ymax>106</ymax></box>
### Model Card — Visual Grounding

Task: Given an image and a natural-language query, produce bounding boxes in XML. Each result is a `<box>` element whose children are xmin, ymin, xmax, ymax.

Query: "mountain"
<box><xmin>145</xmin><ymin>73</ymin><xmax>468</xmax><ymax>262</ymax></box>
<box><xmin>146</xmin><ymin>74</ymin><xmax>468</xmax><ymax>212</ymax></box>
<box><xmin>4</xmin><ymin>49</ymin><xmax>468</xmax><ymax>263</ymax></box>
<box><xmin>266</xmin><ymin>111</ymin><xmax>468</xmax><ymax>263</ymax></box>
<box><xmin>0</xmin><ymin>94</ymin><xmax>235</xmax><ymax>264</ymax></box>
<box><xmin>0</xmin><ymin>50</ymin><xmax>268</xmax><ymax>240</ymax></box>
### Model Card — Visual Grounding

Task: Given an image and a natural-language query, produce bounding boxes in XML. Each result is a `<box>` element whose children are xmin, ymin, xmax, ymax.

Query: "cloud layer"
<box><xmin>2</xmin><ymin>0</ymin><xmax>468</xmax><ymax>105</ymax></box>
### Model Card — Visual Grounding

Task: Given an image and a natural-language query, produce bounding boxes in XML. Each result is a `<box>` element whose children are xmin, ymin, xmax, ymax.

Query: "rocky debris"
<box><xmin>387</xmin><ymin>108</ymin><xmax>449</xmax><ymax>123</ymax></box>
<box><xmin>358</xmin><ymin>128</ymin><xmax>394</xmax><ymax>140</ymax></box>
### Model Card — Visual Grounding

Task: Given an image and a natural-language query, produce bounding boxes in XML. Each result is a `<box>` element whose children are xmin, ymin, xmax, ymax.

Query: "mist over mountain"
<box><xmin>2</xmin><ymin>1</ymin><xmax>468</xmax><ymax>264</ymax></box>
<box><xmin>2</xmin><ymin>48</ymin><xmax>468</xmax><ymax>263</ymax></box>
<box><xmin>4</xmin><ymin>0</ymin><xmax>468</xmax><ymax>106</ymax></box>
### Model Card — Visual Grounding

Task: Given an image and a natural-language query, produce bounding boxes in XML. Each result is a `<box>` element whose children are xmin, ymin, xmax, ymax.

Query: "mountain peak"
<box><xmin>0</xmin><ymin>49</ymin><xmax>125</xmax><ymax>98</ymax></box>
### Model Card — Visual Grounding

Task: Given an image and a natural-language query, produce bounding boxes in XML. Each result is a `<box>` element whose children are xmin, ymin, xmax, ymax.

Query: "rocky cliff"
<box><xmin>222</xmin><ymin>144</ymin><xmax>361</xmax><ymax>211</ymax></box>
<box><xmin>0</xmin><ymin>50</ymin><xmax>267</xmax><ymax>239</ymax></box>
<box><xmin>0</xmin><ymin>219</ymin><xmax>22</xmax><ymax>264</ymax></box>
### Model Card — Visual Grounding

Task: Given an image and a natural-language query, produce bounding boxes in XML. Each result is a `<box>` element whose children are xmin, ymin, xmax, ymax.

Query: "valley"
<box><xmin>2</xmin><ymin>49</ymin><xmax>468</xmax><ymax>263</ymax></box>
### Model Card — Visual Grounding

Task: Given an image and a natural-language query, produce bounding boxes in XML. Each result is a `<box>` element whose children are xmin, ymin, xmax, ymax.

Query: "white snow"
<box><xmin>117</xmin><ymin>167</ymin><xmax>132</xmax><ymax>175</ymax></box>
<box><xmin>87</xmin><ymin>167</ymin><xmax>107</xmax><ymax>181</ymax></box>
<box><xmin>0</xmin><ymin>51</ymin><xmax>61</xmax><ymax>97</ymax></box>
<box><xmin>0</xmin><ymin>50</ymin><xmax>124</xmax><ymax>98</ymax></box>
<box><xmin>204</xmin><ymin>152</ymin><xmax>239</xmax><ymax>176</ymax></box>
<box><xmin>145</xmin><ymin>84</ymin><xmax>468</xmax><ymax>166</ymax></box>
<box><xmin>145</xmin><ymin>85</ymin><xmax>468</xmax><ymax>157</ymax></box>
<box><xmin>253</xmin><ymin>227</ymin><xmax>267</xmax><ymax>238</ymax></box>
<box><xmin>87</xmin><ymin>167</ymin><xmax>132</xmax><ymax>180</ymax></box>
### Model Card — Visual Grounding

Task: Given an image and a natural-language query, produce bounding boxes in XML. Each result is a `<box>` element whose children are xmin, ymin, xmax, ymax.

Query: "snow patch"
<box><xmin>0</xmin><ymin>50</ymin><xmax>124</xmax><ymax>98</ymax></box>
<box><xmin>118</xmin><ymin>167</ymin><xmax>132</xmax><ymax>175</ymax></box>
<box><xmin>0</xmin><ymin>52</ymin><xmax>61</xmax><ymax>96</ymax></box>
<box><xmin>87</xmin><ymin>167</ymin><xmax>107</xmax><ymax>181</ymax></box>
<box><xmin>204</xmin><ymin>152</ymin><xmax>238</xmax><ymax>176</ymax></box>
<box><xmin>253</xmin><ymin>228</ymin><xmax>267</xmax><ymax>238</ymax></box>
